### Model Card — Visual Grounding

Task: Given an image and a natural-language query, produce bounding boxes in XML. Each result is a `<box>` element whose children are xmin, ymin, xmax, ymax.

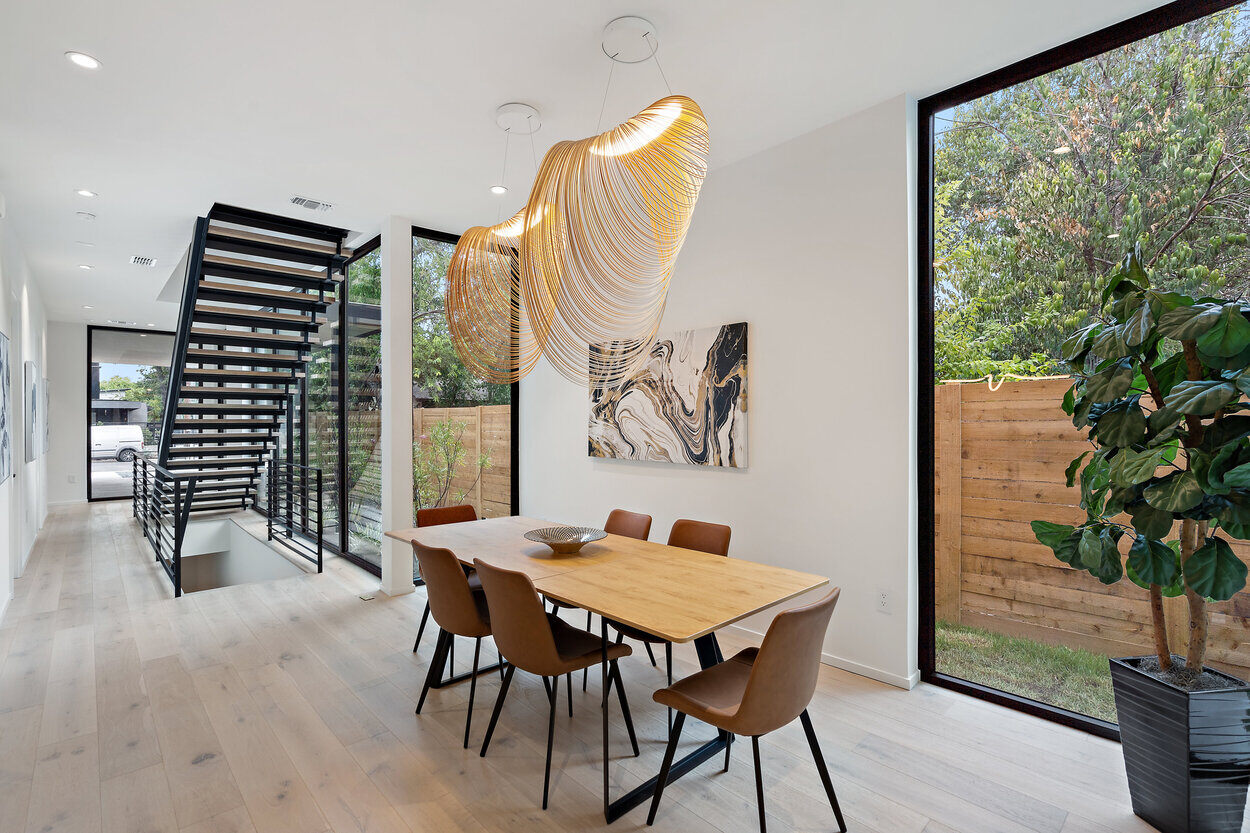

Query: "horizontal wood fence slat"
<box><xmin>935</xmin><ymin>379</ymin><xmax>1250</xmax><ymax>681</ymax></box>
<box><xmin>414</xmin><ymin>405</ymin><xmax>511</xmax><ymax>519</ymax></box>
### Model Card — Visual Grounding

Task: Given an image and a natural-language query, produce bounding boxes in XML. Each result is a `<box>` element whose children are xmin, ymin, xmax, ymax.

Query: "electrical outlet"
<box><xmin>876</xmin><ymin>588</ymin><xmax>893</xmax><ymax>615</ymax></box>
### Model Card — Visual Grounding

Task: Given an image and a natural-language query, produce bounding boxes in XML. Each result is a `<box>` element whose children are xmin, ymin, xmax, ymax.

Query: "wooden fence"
<box><xmin>414</xmin><ymin>405</ymin><xmax>512</xmax><ymax>519</ymax></box>
<box><xmin>935</xmin><ymin>378</ymin><xmax>1250</xmax><ymax>680</ymax></box>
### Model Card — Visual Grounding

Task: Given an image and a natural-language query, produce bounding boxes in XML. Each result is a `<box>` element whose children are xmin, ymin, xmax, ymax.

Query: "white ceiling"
<box><xmin>0</xmin><ymin>0</ymin><xmax>1168</xmax><ymax>327</ymax></box>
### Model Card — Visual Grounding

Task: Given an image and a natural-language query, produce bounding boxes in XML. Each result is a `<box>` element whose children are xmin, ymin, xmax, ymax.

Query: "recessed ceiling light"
<box><xmin>76</xmin><ymin>211</ymin><xmax>95</xmax><ymax>221</ymax></box>
<box><xmin>146</xmin><ymin>323</ymin><xmax>156</xmax><ymax>327</ymax></box>
<box><xmin>75</xmin><ymin>240</ymin><xmax>95</xmax><ymax>247</ymax></box>
<box><xmin>65</xmin><ymin>51</ymin><xmax>101</xmax><ymax>70</ymax></box>
<box><xmin>490</xmin><ymin>185</ymin><xmax>508</xmax><ymax>195</ymax></box>
<box><xmin>78</xmin><ymin>264</ymin><xmax>93</xmax><ymax>270</ymax></box>
<box><xmin>82</xmin><ymin>305</ymin><xmax>94</xmax><ymax>309</ymax></box>
<box><xmin>1052</xmin><ymin>146</ymin><xmax>1071</xmax><ymax>155</ymax></box>
<box><xmin>75</xmin><ymin>189</ymin><xmax>97</xmax><ymax>198</ymax></box>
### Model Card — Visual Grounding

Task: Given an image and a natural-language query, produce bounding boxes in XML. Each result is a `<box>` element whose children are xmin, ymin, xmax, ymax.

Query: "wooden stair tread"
<box><xmin>169</xmin><ymin>445</ymin><xmax>267</xmax><ymax>454</ymax></box>
<box><xmin>203</xmin><ymin>253</ymin><xmax>330</xmax><ymax>281</ymax></box>
<box><xmin>178</xmin><ymin>403</ymin><xmax>281</xmax><ymax>411</ymax></box>
<box><xmin>188</xmin><ymin>329</ymin><xmax>307</xmax><ymax>346</ymax></box>
<box><xmin>198</xmin><ymin>280</ymin><xmax>323</xmax><ymax>302</ymax></box>
<box><xmin>180</xmin><ymin>385</ymin><xmax>286</xmax><ymax>395</ymax></box>
<box><xmin>193</xmin><ymin>305</ymin><xmax>314</xmax><ymax>325</ymax></box>
<box><xmin>170</xmin><ymin>432</ymin><xmax>270</xmax><ymax>442</ymax></box>
<box><xmin>186</xmin><ymin>348</ymin><xmax>304</xmax><ymax>364</ymax></box>
<box><xmin>174</xmin><ymin>419</ymin><xmax>277</xmax><ymax>427</ymax></box>
<box><xmin>208</xmin><ymin>223</ymin><xmax>353</xmax><ymax>258</ymax></box>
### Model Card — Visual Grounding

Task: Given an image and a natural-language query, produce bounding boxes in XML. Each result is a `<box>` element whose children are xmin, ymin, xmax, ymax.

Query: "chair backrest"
<box><xmin>734</xmin><ymin>589</ymin><xmax>840</xmax><ymax>736</ymax></box>
<box><xmin>417</xmin><ymin>504</ymin><xmax>478</xmax><ymax>527</ymax></box>
<box><xmin>667</xmin><ymin>518</ymin><xmax>731</xmax><ymax>556</ymax></box>
<box><xmin>472</xmin><ymin>559</ymin><xmax>564</xmax><ymax>676</ymax></box>
<box><xmin>605</xmin><ymin>509</ymin><xmax>652</xmax><ymax>541</ymax></box>
<box><xmin>414</xmin><ymin>542</ymin><xmax>489</xmax><ymax>638</ymax></box>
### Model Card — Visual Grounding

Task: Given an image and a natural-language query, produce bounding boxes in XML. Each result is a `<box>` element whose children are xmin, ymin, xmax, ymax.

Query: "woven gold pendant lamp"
<box><xmin>446</xmin><ymin>17</ymin><xmax>709</xmax><ymax>386</ymax></box>
<box><xmin>521</xmin><ymin>92</ymin><xmax>709</xmax><ymax>385</ymax></box>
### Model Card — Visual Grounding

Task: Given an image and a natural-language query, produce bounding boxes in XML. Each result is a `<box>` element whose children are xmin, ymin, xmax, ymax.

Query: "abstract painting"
<box><xmin>0</xmin><ymin>330</ymin><xmax>10</xmax><ymax>480</ymax></box>
<box><xmin>589</xmin><ymin>322</ymin><xmax>748</xmax><ymax>468</ymax></box>
<box><xmin>24</xmin><ymin>360</ymin><xmax>37</xmax><ymax>463</ymax></box>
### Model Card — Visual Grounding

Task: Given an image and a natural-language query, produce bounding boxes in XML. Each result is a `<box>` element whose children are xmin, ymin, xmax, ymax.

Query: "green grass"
<box><xmin>936</xmin><ymin>621</ymin><xmax>1118</xmax><ymax>723</ymax></box>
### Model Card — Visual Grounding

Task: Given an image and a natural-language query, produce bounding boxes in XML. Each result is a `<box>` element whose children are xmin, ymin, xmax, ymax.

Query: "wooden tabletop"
<box><xmin>385</xmin><ymin>515</ymin><xmax>830</xmax><ymax>643</ymax></box>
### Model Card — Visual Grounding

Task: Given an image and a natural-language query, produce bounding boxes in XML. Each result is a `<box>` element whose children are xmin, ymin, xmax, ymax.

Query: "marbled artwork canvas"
<box><xmin>589</xmin><ymin>322</ymin><xmax>748</xmax><ymax>468</ymax></box>
<box><xmin>24</xmin><ymin>361</ymin><xmax>37</xmax><ymax>463</ymax></box>
<box><xmin>0</xmin><ymin>330</ymin><xmax>11</xmax><ymax>480</ymax></box>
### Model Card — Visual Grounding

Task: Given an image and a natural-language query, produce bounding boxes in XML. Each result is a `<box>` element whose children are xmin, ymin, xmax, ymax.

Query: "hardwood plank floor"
<box><xmin>0</xmin><ymin>502</ymin><xmax>1233</xmax><ymax>833</ymax></box>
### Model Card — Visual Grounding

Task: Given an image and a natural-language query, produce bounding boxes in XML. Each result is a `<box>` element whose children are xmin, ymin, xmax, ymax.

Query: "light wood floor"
<box><xmin>0</xmin><ymin>502</ymin><xmax>1196</xmax><ymax>833</ymax></box>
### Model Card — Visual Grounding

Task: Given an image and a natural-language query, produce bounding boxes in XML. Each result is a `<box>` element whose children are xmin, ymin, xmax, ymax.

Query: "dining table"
<box><xmin>385</xmin><ymin>514</ymin><xmax>830</xmax><ymax>823</ymax></box>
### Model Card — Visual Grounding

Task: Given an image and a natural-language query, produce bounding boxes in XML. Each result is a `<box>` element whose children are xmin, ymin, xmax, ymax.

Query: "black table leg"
<box><xmin>602</xmin><ymin>632</ymin><xmax>731</xmax><ymax>824</ymax></box>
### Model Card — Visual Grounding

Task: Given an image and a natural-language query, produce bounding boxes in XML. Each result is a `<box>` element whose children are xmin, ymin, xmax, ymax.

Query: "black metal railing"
<box><xmin>267</xmin><ymin>458</ymin><xmax>324</xmax><ymax>572</ymax></box>
<box><xmin>132</xmin><ymin>455</ymin><xmax>198</xmax><ymax>597</ymax></box>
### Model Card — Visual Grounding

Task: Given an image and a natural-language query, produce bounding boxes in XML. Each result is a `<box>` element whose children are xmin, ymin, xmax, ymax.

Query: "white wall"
<box><xmin>0</xmin><ymin>212</ymin><xmax>50</xmax><ymax>618</ymax></box>
<box><xmin>46</xmin><ymin>321</ymin><xmax>87</xmax><ymax>505</ymax></box>
<box><xmin>520</xmin><ymin>94</ymin><xmax>918</xmax><ymax>688</ymax></box>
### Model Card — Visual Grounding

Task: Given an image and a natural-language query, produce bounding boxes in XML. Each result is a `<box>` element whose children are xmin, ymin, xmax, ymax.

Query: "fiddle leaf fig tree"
<box><xmin>1032</xmin><ymin>247</ymin><xmax>1249</xmax><ymax>674</ymax></box>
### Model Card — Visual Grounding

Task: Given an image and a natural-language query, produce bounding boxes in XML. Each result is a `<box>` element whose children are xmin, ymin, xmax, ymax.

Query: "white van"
<box><xmin>91</xmin><ymin>424</ymin><xmax>146</xmax><ymax>461</ymax></box>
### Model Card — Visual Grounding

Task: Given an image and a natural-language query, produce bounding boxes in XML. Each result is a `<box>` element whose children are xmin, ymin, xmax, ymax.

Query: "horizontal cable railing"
<box><xmin>267</xmin><ymin>458</ymin><xmax>324</xmax><ymax>572</ymax></box>
<box><xmin>132</xmin><ymin>455</ymin><xmax>199</xmax><ymax>598</ymax></box>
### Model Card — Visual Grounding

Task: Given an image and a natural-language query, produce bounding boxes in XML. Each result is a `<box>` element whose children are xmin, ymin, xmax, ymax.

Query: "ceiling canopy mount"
<box><xmin>601</xmin><ymin>16</ymin><xmax>659</xmax><ymax>64</ymax></box>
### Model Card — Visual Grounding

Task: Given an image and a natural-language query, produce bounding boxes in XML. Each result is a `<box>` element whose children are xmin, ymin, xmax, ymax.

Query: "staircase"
<box><xmin>158</xmin><ymin>204</ymin><xmax>351</xmax><ymax>513</ymax></box>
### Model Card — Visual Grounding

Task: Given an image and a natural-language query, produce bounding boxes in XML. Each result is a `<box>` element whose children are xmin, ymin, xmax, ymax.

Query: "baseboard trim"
<box><xmin>722</xmin><ymin>623</ymin><xmax>919</xmax><ymax>690</ymax></box>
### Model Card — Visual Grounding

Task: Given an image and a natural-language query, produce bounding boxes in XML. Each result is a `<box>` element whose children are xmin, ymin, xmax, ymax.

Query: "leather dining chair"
<box><xmin>548</xmin><ymin>509</ymin><xmax>653</xmax><ymax>691</ymax></box>
<box><xmin>608</xmin><ymin>518</ymin><xmax>731</xmax><ymax>725</ymax></box>
<box><xmin>412</xmin><ymin>504</ymin><xmax>478</xmax><ymax>655</ymax></box>
<box><xmin>412</xmin><ymin>542</ymin><xmax>493</xmax><ymax>748</ymax></box>
<box><xmin>473</xmin><ymin>558</ymin><xmax>641</xmax><ymax>810</ymax></box>
<box><xmin>647</xmin><ymin>589</ymin><xmax>845</xmax><ymax>833</ymax></box>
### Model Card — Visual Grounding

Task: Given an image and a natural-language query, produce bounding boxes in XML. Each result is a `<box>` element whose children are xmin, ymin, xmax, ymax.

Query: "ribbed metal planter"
<box><xmin>1110</xmin><ymin>657</ymin><xmax>1250</xmax><ymax>833</ymax></box>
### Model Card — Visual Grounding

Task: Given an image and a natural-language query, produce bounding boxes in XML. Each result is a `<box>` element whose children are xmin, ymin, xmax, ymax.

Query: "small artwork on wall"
<box><xmin>42</xmin><ymin>378</ymin><xmax>49</xmax><ymax>454</ymax></box>
<box><xmin>589</xmin><ymin>322</ymin><xmax>748</xmax><ymax>468</ymax></box>
<box><xmin>24</xmin><ymin>360</ymin><xmax>37</xmax><ymax>463</ymax></box>
<box><xmin>0</xmin><ymin>330</ymin><xmax>11</xmax><ymax>480</ymax></box>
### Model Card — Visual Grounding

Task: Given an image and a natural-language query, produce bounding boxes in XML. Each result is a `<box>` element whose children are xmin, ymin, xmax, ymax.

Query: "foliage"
<box><xmin>413</xmin><ymin>419</ymin><xmax>490</xmax><ymax>510</ymax></box>
<box><xmin>97</xmin><ymin>366</ymin><xmax>170</xmax><ymax>443</ymax></box>
<box><xmin>1032</xmin><ymin>249</ymin><xmax>1250</xmax><ymax>673</ymax></box>
<box><xmin>936</xmin><ymin>8</ymin><xmax>1250</xmax><ymax>380</ymax></box>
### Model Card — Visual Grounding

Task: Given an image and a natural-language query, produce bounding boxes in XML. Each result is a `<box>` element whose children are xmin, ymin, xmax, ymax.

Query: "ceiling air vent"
<box><xmin>130</xmin><ymin>255</ymin><xmax>157</xmax><ymax>267</ymax></box>
<box><xmin>290</xmin><ymin>195</ymin><xmax>333</xmax><ymax>212</ymax></box>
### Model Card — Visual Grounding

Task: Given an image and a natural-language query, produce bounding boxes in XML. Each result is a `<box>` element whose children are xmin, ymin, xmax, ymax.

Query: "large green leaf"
<box><xmin>1215</xmin><ymin>490</ymin><xmax>1250</xmax><ymax>524</ymax></box>
<box><xmin>1223</xmin><ymin>463</ymin><xmax>1250</xmax><ymax>491</ymax></box>
<box><xmin>1185</xmin><ymin>537</ymin><xmax>1249</xmax><ymax>601</ymax></box>
<box><xmin>1087</xmin><ymin>527</ymin><xmax>1124</xmax><ymax>585</ymax></box>
<box><xmin>1150</xmin><ymin>352</ymin><xmax>1189</xmax><ymax>398</ymax></box>
<box><xmin>1109</xmin><ymin>446</ymin><xmax>1169</xmax><ymax>487</ymax></box>
<box><xmin>1082</xmin><ymin>359</ymin><xmax>1135</xmax><ymax>403</ymax></box>
<box><xmin>1061</xmin><ymin>322</ymin><xmax>1101</xmax><ymax>364</ymax></box>
<box><xmin>1064</xmin><ymin>452</ymin><xmax>1090</xmax><ymax>488</ymax></box>
<box><xmin>1129</xmin><ymin>501</ymin><xmax>1174</xmax><ymax>539</ymax></box>
<box><xmin>1061</xmin><ymin>384</ymin><xmax>1077</xmax><ymax>416</ymax></box>
<box><xmin>1124</xmin><ymin>298</ymin><xmax>1155</xmax><ymax>348</ymax></box>
<box><xmin>1163</xmin><ymin>380</ymin><xmax>1237</xmax><ymax>416</ymax></box>
<box><xmin>1144</xmin><ymin>471</ymin><xmax>1204</xmax><ymax>512</ymax></box>
<box><xmin>1091</xmin><ymin>324</ymin><xmax>1130</xmax><ymax>362</ymax></box>
<box><xmin>1200</xmin><ymin>414</ymin><xmax>1250</xmax><ymax>450</ymax></box>
<box><xmin>1196</xmin><ymin>304</ymin><xmax>1250</xmax><ymax>358</ymax></box>
<box><xmin>1156</xmin><ymin>302</ymin><xmax>1222</xmax><ymax>341</ymax></box>
<box><xmin>1091</xmin><ymin>400</ymin><xmax>1147</xmax><ymax>447</ymax></box>
<box><xmin>1198</xmin><ymin>343</ymin><xmax>1250</xmax><ymax>372</ymax></box>
<box><xmin>1128</xmin><ymin>535</ymin><xmax>1181</xmax><ymax>586</ymax></box>
<box><xmin>1078</xmin><ymin>527</ymin><xmax>1104</xmax><ymax>570</ymax></box>
<box><xmin>1031</xmin><ymin>520</ymin><xmax>1075</xmax><ymax>551</ymax></box>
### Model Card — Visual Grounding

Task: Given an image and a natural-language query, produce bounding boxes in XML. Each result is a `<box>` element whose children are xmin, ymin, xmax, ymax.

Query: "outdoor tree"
<box><xmin>1032</xmin><ymin>249</ymin><xmax>1250</xmax><ymax>675</ymax></box>
<box><xmin>414</xmin><ymin>419</ymin><xmax>491</xmax><ymax>510</ymax></box>
<box><xmin>936</xmin><ymin>8</ymin><xmax>1250</xmax><ymax>379</ymax></box>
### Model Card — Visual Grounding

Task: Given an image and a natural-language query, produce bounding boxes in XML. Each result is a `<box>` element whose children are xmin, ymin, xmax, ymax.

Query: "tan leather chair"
<box><xmin>412</xmin><ymin>542</ymin><xmax>492</xmax><ymax>748</ymax></box>
<box><xmin>473</xmin><ymin>558</ymin><xmax>640</xmax><ymax>810</ymax></box>
<box><xmin>412</xmin><ymin>504</ymin><xmax>478</xmax><ymax>654</ymax></box>
<box><xmin>647</xmin><ymin>589</ymin><xmax>844</xmax><ymax>832</ymax></box>
<box><xmin>609</xmin><ymin>519</ymin><xmax>731</xmax><ymax>725</ymax></box>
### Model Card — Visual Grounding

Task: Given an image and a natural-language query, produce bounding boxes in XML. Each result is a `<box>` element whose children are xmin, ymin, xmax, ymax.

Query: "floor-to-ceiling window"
<box><xmin>411</xmin><ymin>227</ymin><xmax>517</xmax><ymax>521</ymax></box>
<box><xmin>920</xmin><ymin>0</ymin><xmax>1249</xmax><ymax>734</ymax></box>
<box><xmin>87</xmin><ymin>326</ymin><xmax>175</xmax><ymax>500</ymax></box>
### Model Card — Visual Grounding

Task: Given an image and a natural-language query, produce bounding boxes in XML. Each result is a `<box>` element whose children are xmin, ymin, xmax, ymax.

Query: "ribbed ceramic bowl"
<box><xmin>523</xmin><ymin>526</ymin><xmax>607</xmax><ymax>555</ymax></box>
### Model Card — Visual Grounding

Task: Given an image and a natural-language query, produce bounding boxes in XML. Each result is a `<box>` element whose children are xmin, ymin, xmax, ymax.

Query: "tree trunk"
<box><xmin>1149</xmin><ymin>584</ymin><xmax>1172</xmax><ymax>671</ymax></box>
<box><xmin>1185</xmin><ymin>521</ymin><xmax>1210</xmax><ymax>672</ymax></box>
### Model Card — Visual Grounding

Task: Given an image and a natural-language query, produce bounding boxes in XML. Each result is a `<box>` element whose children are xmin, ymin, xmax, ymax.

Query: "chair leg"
<box><xmin>542</xmin><ymin>674</ymin><xmax>557</xmax><ymax>810</ymax></box>
<box><xmin>664</xmin><ymin>642</ymin><xmax>673</xmax><ymax>732</ymax></box>
<box><xmin>610</xmin><ymin>660</ymin><xmax>639</xmax><ymax>757</ymax></box>
<box><xmin>449</xmin><ymin>637</ymin><xmax>455</xmax><ymax>676</ymax></box>
<box><xmin>479</xmin><ymin>663</ymin><xmax>516</xmax><ymax>757</ymax></box>
<box><xmin>646</xmin><ymin>711</ymin><xmax>686</xmax><ymax>825</ymax></box>
<box><xmin>413</xmin><ymin>603</ymin><xmax>430</xmax><ymax>652</ymax></box>
<box><xmin>541</xmin><ymin>675</ymin><xmax>552</xmax><ymax>699</ymax></box>
<box><xmin>416</xmin><ymin>629</ymin><xmax>450</xmax><ymax>714</ymax></box>
<box><xmin>799</xmin><ymin>709</ymin><xmax>847</xmax><ymax>833</ymax></box>
<box><xmin>565</xmin><ymin>673</ymin><xmax>573</xmax><ymax>718</ymax></box>
<box><xmin>723</xmin><ymin>732</ymin><xmax>732</xmax><ymax>772</ymax></box>
<box><xmin>463</xmin><ymin>637</ymin><xmax>482</xmax><ymax>749</ymax></box>
<box><xmin>752</xmin><ymin>736</ymin><xmax>767</xmax><ymax>833</ymax></box>
<box><xmin>643</xmin><ymin>641</ymin><xmax>657</xmax><ymax>667</ymax></box>
<box><xmin>582</xmin><ymin>611</ymin><xmax>593</xmax><ymax>692</ymax></box>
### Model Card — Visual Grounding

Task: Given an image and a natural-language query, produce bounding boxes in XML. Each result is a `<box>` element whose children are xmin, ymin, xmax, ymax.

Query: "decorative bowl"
<box><xmin>524</xmin><ymin>526</ymin><xmax>607</xmax><ymax>555</ymax></box>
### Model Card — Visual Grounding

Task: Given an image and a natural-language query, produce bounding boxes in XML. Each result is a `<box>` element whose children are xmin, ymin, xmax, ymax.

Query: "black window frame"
<box><xmin>86</xmin><ymin>324</ymin><xmax>177</xmax><ymax>502</ymax></box>
<box><xmin>916</xmin><ymin>0</ymin><xmax>1245</xmax><ymax>740</ymax></box>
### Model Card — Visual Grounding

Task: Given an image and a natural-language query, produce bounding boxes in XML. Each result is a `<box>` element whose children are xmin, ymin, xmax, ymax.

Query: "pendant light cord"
<box><xmin>596</xmin><ymin>60</ymin><xmax>616</xmax><ymax>133</ymax></box>
<box><xmin>497</xmin><ymin>129</ymin><xmax>512</xmax><ymax>223</ymax></box>
<box><xmin>644</xmin><ymin>32</ymin><xmax>672</xmax><ymax>95</ymax></box>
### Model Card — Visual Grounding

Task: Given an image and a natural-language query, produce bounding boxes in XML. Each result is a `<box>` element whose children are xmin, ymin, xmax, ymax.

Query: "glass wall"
<box><xmin>926</xmin><ymin>4</ymin><xmax>1250</xmax><ymax>726</ymax></box>
<box><xmin>87</xmin><ymin>327</ymin><xmax>174</xmax><ymax>500</ymax></box>
<box><xmin>344</xmin><ymin>245</ymin><xmax>384</xmax><ymax>567</ymax></box>
<box><xmin>411</xmin><ymin>230</ymin><xmax>514</xmax><ymax>520</ymax></box>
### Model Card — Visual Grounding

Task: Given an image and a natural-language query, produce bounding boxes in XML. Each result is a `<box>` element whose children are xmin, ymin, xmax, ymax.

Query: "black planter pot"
<box><xmin>1110</xmin><ymin>656</ymin><xmax>1250</xmax><ymax>833</ymax></box>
